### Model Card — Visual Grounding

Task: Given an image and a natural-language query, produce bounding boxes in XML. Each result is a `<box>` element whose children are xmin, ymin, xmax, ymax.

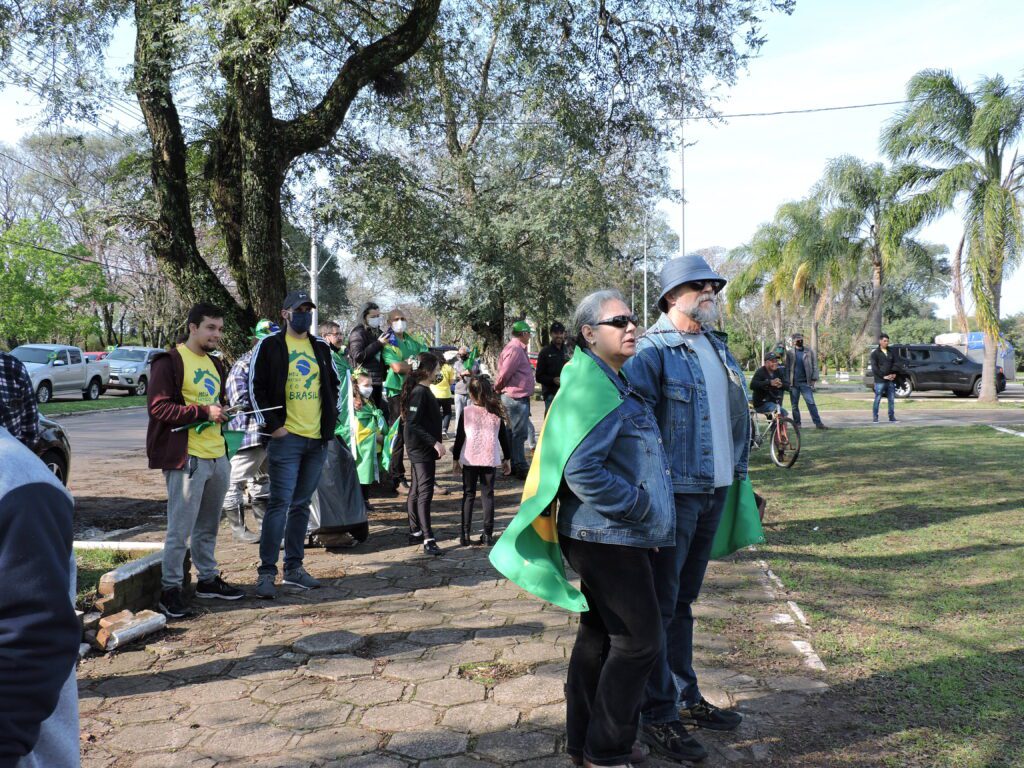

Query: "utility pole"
<box><xmin>679</xmin><ymin>114</ymin><xmax>686</xmax><ymax>258</ymax></box>
<box><xmin>642</xmin><ymin>208</ymin><xmax>650</xmax><ymax>327</ymax></box>
<box><xmin>309</xmin><ymin>234</ymin><xmax>319</xmax><ymax>332</ymax></box>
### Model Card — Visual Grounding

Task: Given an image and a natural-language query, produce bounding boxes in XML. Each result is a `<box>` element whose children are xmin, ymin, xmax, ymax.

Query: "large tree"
<box><xmin>883</xmin><ymin>69</ymin><xmax>1024</xmax><ymax>401</ymax></box>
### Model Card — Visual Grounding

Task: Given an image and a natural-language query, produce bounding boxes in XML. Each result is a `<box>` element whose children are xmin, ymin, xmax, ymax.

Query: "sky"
<box><xmin>665</xmin><ymin>0</ymin><xmax>1024</xmax><ymax>319</ymax></box>
<box><xmin>1</xmin><ymin>1</ymin><xmax>1023</xmax><ymax>318</ymax></box>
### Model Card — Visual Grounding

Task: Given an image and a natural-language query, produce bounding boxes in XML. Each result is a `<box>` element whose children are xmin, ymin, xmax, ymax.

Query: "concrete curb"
<box><xmin>45</xmin><ymin>405</ymin><xmax>147</xmax><ymax>421</ymax></box>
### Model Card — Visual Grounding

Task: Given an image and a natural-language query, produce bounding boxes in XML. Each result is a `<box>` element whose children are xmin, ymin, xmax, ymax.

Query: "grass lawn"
<box><xmin>75</xmin><ymin>549</ymin><xmax>135</xmax><ymax>611</ymax></box>
<box><xmin>745</xmin><ymin>426</ymin><xmax>1024</xmax><ymax>767</ymax></box>
<box><xmin>41</xmin><ymin>396</ymin><xmax>146</xmax><ymax>417</ymax></box>
<box><xmin>811</xmin><ymin>390</ymin><xmax>1024</xmax><ymax>411</ymax></box>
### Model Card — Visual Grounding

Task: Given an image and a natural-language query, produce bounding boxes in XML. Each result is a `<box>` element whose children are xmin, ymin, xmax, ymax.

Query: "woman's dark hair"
<box><xmin>400</xmin><ymin>352</ymin><xmax>440</xmax><ymax>419</ymax></box>
<box><xmin>360</xmin><ymin>301</ymin><xmax>380</xmax><ymax>323</ymax></box>
<box><xmin>468</xmin><ymin>375</ymin><xmax>506</xmax><ymax>420</ymax></box>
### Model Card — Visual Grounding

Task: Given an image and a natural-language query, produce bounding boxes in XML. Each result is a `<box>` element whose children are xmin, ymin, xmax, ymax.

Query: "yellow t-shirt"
<box><xmin>284</xmin><ymin>335</ymin><xmax>322</xmax><ymax>439</ymax></box>
<box><xmin>177</xmin><ymin>344</ymin><xmax>225</xmax><ymax>459</ymax></box>
<box><xmin>430</xmin><ymin>363</ymin><xmax>456</xmax><ymax>400</ymax></box>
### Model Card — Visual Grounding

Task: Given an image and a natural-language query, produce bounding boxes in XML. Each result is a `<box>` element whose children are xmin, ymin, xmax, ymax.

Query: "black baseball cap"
<box><xmin>282</xmin><ymin>290</ymin><xmax>316</xmax><ymax>310</ymax></box>
<box><xmin>764</xmin><ymin>351</ymin><xmax>779</xmax><ymax>361</ymax></box>
<box><xmin>551</xmin><ymin>321</ymin><xmax>566</xmax><ymax>333</ymax></box>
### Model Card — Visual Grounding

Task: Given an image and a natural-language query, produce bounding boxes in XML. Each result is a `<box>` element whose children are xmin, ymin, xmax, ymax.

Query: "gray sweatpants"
<box><xmin>162</xmin><ymin>455</ymin><xmax>230</xmax><ymax>590</ymax></box>
<box><xmin>222</xmin><ymin>445</ymin><xmax>269</xmax><ymax>509</ymax></box>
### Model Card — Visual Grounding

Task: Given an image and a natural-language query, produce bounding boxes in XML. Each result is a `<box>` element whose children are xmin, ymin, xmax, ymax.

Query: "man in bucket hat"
<box><xmin>624</xmin><ymin>255</ymin><xmax>750</xmax><ymax>763</ymax></box>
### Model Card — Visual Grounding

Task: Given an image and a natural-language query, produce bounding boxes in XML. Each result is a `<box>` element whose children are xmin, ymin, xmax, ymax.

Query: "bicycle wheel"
<box><xmin>770</xmin><ymin>417</ymin><xmax>801</xmax><ymax>468</ymax></box>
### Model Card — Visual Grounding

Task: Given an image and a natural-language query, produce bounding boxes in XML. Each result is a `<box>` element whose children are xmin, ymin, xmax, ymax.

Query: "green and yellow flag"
<box><xmin>380</xmin><ymin>416</ymin><xmax>401</xmax><ymax>473</ymax></box>
<box><xmin>488</xmin><ymin>351</ymin><xmax>621</xmax><ymax>612</ymax></box>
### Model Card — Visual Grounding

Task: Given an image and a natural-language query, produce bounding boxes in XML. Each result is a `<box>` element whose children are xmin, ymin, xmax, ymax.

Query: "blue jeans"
<box><xmin>642</xmin><ymin>487</ymin><xmax>729</xmax><ymax>723</ymax></box>
<box><xmin>259</xmin><ymin>433</ymin><xmax>326</xmax><ymax>576</ymax></box>
<box><xmin>873</xmin><ymin>381</ymin><xmax>895</xmax><ymax>421</ymax></box>
<box><xmin>543</xmin><ymin>393</ymin><xmax>556</xmax><ymax>415</ymax></box>
<box><xmin>754</xmin><ymin>402</ymin><xmax>787</xmax><ymax>418</ymax></box>
<box><xmin>502</xmin><ymin>395</ymin><xmax>531</xmax><ymax>471</ymax></box>
<box><xmin>789</xmin><ymin>384</ymin><xmax>823</xmax><ymax>426</ymax></box>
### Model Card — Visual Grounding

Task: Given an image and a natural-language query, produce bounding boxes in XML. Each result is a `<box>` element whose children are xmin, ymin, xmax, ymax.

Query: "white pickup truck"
<box><xmin>11</xmin><ymin>343</ymin><xmax>112</xmax><ymax>403</ymax></box>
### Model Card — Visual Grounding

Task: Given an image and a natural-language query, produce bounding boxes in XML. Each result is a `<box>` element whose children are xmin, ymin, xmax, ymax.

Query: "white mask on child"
<box><xmin>358</xmin><ymin>385</ymin><xmax>373</xmax><ymax>398</ymax></box>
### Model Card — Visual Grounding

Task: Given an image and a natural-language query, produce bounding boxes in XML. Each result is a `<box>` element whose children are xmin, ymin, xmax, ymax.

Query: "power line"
<box><xmin>0</xmin><ymin>235</ymin><xmax>158</xmax><ymax>277</ymax></box>
<box><xmin>0</xmin><ymin>148</ymin><xmax>93</xmax><ymax>197</ymax></box>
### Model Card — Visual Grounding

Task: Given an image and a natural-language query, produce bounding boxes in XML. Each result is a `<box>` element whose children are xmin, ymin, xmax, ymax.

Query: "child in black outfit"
<box><xmin>452</xmin><ymin>376</ymin><xmax>512</xmax><ymax>546</ymax></box>
<box><xmin>401</xmin><ymin>352</ymin><xmax>446</xmax><ymax>556</ymax></box>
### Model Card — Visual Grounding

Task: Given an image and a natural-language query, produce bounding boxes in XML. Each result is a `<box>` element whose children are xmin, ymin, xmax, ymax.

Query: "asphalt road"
<box><xmin>57</xmin><ymin>407</ymin><xmax>149</xmax><ymax>459</ymax></box>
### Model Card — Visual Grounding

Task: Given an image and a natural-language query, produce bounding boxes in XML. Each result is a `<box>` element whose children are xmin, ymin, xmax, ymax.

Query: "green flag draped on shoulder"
<box><xmin>488</xmin><ymin>351</ymin><xmax>622</xmax><ymax>612</ymax></box>
<box><xmin>380</xmin><ymin>416</ymin><xmax>401</xmax><ymax>473</ymax></box>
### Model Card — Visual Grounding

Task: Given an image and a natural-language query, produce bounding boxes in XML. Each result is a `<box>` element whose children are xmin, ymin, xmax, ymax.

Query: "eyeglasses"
<box><xmin>685</xmin><ymin>280</ymin><xmax>722</xmax><ymax>293</ymax></box>
<box><xmin>594</xmin><ymin>314</ymin><xmax>639</xmax><ymax>329</ymax></box>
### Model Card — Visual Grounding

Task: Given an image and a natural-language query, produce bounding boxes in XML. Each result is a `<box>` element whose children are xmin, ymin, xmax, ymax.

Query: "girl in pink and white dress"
<box><xmin>451</xmin><ymin>376</ymin><xmax>512</xmax><ymax>546</ymax></box>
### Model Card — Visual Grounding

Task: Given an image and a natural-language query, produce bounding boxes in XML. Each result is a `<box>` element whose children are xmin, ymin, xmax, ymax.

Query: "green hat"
<box><xmin>251</xmin><ymin>319</ymin><xmax>280</xmax><ymax>339</ymax></box>
<box><xmin>512</xmin><ymin>320</ymin><xmax>533</xmax><ymax>334</ymax></box>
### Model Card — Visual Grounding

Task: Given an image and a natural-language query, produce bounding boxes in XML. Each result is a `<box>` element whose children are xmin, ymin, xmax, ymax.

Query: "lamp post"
<box><xmin>642</xmin><ymin>208</ymin><xmax>650</xmax><ymax>328</ymax></box>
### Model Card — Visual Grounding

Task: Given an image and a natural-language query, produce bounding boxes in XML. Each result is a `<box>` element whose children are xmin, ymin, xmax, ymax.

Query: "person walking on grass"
<box><xmin>452</xmin><ymin>375</ymin><xmax>511</xmax><ymax>546</ymax></box>
<box><xmin>625</xmin><ymin>256</ymin><xmax>750</xmax><ymax>763</ymax></box>
<box><xmin>784</xmin><ymin>332</ymin><xmax>828</xmax><ymax>430</ymax></box>
<box><xmin>221</xmin><ymin>319</ymin><xmax>279</xmax><ymax>544</ymax></box>
<box><xmin>402</xmin><ymin>352</ymin><xmax>446</xmax><ymax>556</ymax></box>
<box><xmin>382</xmin><ymin>308</ymin><xmax>428</xmax><ymax>491</ymax></box>
<box><xmin>147</xmin><ymin>302</ymin><xmax>244</xmax><ymax>618</ymax></box>
<box><xmin>870</xmin><ymin>332</ymin><xmax>899</xmax><ymax>423</ymax></box>
<box><xmin>250</xmin><ymin>291</ymin><xmax>341</xmax><ymax>599</ymax></box>
<box><xmin>495</xmin><ymin>320</ymin><xmax>536</xmax><ymax>479</ymax></box>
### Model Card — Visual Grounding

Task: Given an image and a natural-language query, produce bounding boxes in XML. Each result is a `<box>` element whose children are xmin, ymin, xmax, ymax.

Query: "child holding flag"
<box><xmin>352</xmin><ymin>370</ymin><xmax>387</xmax><ymax>509</ymax></box>
<box><xmin>452</xmin><ymin>376</ymin><xmax>511</xmax><ymax>546</ymax></box>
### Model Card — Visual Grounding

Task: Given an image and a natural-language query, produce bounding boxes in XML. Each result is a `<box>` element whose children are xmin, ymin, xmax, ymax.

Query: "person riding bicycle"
<box><xmin>751</xmin><ymin>352</ymin><xmax>788</xmax><ymax>419</ymax></box>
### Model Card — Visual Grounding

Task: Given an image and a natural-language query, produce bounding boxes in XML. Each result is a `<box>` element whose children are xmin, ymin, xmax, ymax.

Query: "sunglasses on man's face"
<box><xmin>594</xmin><ymin>314</ymin><xmax>639</xmax><ymax>329</ymax></box>
<box><xmin>685</xmin><ymin>280</ymin><xmax>722</xmax><ymax>293</ymax></box>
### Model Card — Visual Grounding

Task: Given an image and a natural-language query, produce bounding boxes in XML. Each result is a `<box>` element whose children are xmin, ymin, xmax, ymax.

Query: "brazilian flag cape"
<box><xmin>488</xmin><ymin>351</ymin><xmax>621</xmax><ymax>612</ymax></box>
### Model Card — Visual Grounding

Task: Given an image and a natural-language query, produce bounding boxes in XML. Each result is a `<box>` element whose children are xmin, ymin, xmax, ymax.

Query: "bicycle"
<box><xmin>748</xmin><ymin>405</ymin><xmax>801</xmax><ymax>468</ymax></box>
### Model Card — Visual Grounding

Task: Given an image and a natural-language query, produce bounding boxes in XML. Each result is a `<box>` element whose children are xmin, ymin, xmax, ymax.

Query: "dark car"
<box><xmin>863</xmin><ymin>343</ymin><xmax>1007</xmax><ymax>398</ymax></box>
<box><xmin>33</xmin><ymin>415</ymin><xmax>71</xmax><ymax>486</ymax></box>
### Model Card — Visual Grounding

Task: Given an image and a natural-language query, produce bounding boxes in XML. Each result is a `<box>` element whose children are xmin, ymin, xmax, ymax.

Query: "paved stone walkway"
<box><xmin>79</xmin><ymin>468</ymin><xmax>829</xmax><ymax>767</ymax></box>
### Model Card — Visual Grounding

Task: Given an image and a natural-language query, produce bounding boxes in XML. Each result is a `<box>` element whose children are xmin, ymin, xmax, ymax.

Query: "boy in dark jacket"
<box><xmin>147</xmin><ymin>302</ymin><xmax>244</xmax><ymax>618</ymax></box>
<box><xmin>250</xmin><ymin>291</ymin><xmax>341</xmax><ymax>598</ymax></box>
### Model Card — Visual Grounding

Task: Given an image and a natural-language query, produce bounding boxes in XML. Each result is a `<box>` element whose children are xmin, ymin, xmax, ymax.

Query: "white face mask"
<box><xmin>367</xmin><ymin>316</ymin><xmax>382</xmax><ymax>329</ymax></box>
<box><xmin>392</xmin><ymin>320</ymin><xmax>407</xmax><ymax>333</ymax></box>
<box><xmin>358</xmin><ymin>385</ymin><xmax>373</xmax><ymax>398</ymax></box>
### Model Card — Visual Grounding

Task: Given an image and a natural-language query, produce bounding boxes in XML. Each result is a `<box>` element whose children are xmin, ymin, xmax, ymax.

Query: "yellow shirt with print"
<box><xmin>178</xmin><ymin>344</ymin><xmax>225</xmax><ymax>459</ymax></box>
<box><xmin>284</xmin><ymin>335</ymin><xmax>322</xmax><ymax>439</ymax></box>
<box><xmin>430</xmin><ymin>363</ymin><xmax>456</xmax><ymax>400</ymax></box>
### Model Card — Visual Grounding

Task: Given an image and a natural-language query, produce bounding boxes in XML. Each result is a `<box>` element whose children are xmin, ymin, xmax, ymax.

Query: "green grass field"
<box><xmin>75</xmin><ymin>549</ymin><xmax>135</xmax><ymax>611</ymax></box>
<box><xmin>746</xmin><ymin>426</ymin><xmax>1024</xmax><ymax>767</ymax></box>
<box><xmin>40</xmin><ymin>396</ymin><xmax>146</xmax><ymax>417</ymax></box>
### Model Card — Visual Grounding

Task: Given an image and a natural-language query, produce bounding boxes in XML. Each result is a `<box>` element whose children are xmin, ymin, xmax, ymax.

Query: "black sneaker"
<box><xmin>680</xmin><ymin>697</ymin><xmax>743</xmax><ymax>731</ymax></box>
<box><xmin>640</xmin><ymin>720</ymin><xmax>707</xmax><ymax>762</ymax></box>
<box><xmin>195</xmin><ymin>575</ymin><xmax>245</xmax><ymax>601</ymax></box>
<box><xmin>815</xmin><ymin>423</ymin><xmax>829</xmax><ymax>430</ymax></box>
<box><xmin>158</xmin><ymin>587</ymin><xmax>191</xmax><ymax>618</ymax></box>
<box><xmin>408</xmin><ymin>532</ymin><xmax>425</xmax><ymax>545</ymax></box>
<box><xmin>423</xmin><ymin>540</ymin><xmax>444</xmax><ymax>556</ymax></box>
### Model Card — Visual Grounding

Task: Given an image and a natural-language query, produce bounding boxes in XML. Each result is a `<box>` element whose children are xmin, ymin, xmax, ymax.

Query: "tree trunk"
<box><xmin>866</xmin><ymin>255</ymin><xmax>884</xmax><ymax>341</ymax></box>
<box><xmin>951</xmin><ymin>233</ymin><xmax>970</xmax><ymax>336</ymax></box>
<box><xmin>772</xmin><ymin>300</ymin><xmax>783</xmax><ymax>343</ymax></box>
<box><xmin>980</xmin><ymin>332</ymin><xmax>999</xmax><ymax>402</ymax></box>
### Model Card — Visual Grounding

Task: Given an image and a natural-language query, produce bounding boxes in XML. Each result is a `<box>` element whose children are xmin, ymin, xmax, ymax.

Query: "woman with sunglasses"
<box><xmin>556</xmin><ymin>289</ymin><xmax>674</xmax><ymax>768</ymax></box>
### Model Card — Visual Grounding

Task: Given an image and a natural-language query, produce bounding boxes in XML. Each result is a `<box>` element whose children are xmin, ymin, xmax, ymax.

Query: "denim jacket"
<box><xmin>624</xmin><ymin>315</ymin><xmax>751</xmax><ymax>494</ymax></box>
<box><xmin>556</xmin><ymin>351</ymin><xmax>674</xmax><ymax>548</ymax></box>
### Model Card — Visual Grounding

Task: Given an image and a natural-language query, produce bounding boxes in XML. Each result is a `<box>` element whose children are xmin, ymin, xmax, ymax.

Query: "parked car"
<box><xmin>12</xmin><ymin>344</ymin><xmax>112</xmax><ymax>403</ymax></box>
<box><xmin>103</xmin><ymin>346</ymin><xmax>164</xmax><ymax>396</ymax></box>
<box><xmin>863</xmin><ymin>343</ymin><xmax>1007</xmax><ymax>398</ymax></box>
<box><xmin>33</xmin><ymin>415</ymin><xmax>71</xmax><ymax>486</ymax></box>
<box><xmin>83</xmin><ymin>351</ymin><xmax>109</xmax><ymax>362</ymax></box>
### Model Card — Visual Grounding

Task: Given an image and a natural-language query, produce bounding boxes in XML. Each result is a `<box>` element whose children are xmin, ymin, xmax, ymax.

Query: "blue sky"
<box><xmin>2</xmin><ymin>1</ymin><xmax>1022</xmax><ymax>317</ymax></box>
<box><xmin>667</xmin><ymin>0</ymin><xmax>1024</xmax><ymax>318</ymax></box>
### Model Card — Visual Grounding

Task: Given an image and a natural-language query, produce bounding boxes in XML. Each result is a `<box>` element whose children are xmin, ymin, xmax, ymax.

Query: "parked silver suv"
<box><xmin>104</xmin><ymin>346</ymin><xmax>164</xmax><ymax>396</ymax></box>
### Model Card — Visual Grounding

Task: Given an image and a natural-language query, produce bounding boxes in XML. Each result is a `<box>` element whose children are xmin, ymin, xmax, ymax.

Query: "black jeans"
<box><xmin>407</xmin><ymin>460</ymin><xmax>436</xmax><ymax>539</ymax></box>
<box><xmin>387</xmin><ymin>395</ymin><xmax>406</xmax><ymax>481</ymax></box>
<box><xmin>560</xmin><ymin>536</ymin><xmax>663</xmax><ymax>766</ymax></box>
<box><xmin>370</xmin><ymin>383</ymin><xmax>386</xmax><ymax>413</ymax></box>
<box><xmin>461</xmin><ymin>466</ymin><xmax>496</xmax><ymax>536</ymax></box>
<box><xmin>438</xmin><ymin>398</ymin><xmax>454</xmax><ymax>433</ymax></box>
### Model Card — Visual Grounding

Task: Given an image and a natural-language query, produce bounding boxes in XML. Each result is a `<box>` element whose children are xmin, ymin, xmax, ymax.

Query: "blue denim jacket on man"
<box><xmin>556</xmin><ymin>350</ymin><xmax>675</xmax><ymax>548</ymax></box>
<box><xmin>624</xmin><ymin>314</ymin><xmax>750</xmax><ymax>494</ymax></box>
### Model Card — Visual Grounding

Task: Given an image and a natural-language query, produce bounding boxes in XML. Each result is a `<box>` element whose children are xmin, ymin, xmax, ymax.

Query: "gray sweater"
<box><xmin>0</xmin><ymin>428</ymin><xmax>80</xmax><ymax>768</ymax></box>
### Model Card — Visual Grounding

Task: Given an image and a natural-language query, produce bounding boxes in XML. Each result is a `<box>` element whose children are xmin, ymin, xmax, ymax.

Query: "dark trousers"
<box><xmin>407</xmin><ymin>460</ymin><xmax>436</xmax><ymax>539</ymax></box>
<box><xmin>461</xmin><ymin>466</ymin><xmax>496</xmax><ymax>536</ymax></box>
<box><xmin>370</xmin><ymin>383</ymin><xmax>386</xmax><ymax>413</ymax></box>
<box><xmin>387</xmin><ymin>395</ymin><xmax>406</xmax><ymax>481</ymax></box>
<box><xmin>360</xmin><ymin>483</ymin><xmax>372</xmax><ymax>509</ymax></box>
<box><xmin>642</xmin><ymin>487</ymin><xmax>728</xmax><ymax>723</ymax></box>
<box><xmin>259</xmin><ymin>434</ymin><xmax>326</xmax><ymax>576</ymax></box>
<box><xmin>873</xmin><ymin>381</ymin><xmax>896</xmax><ymax>420</ymax></box>
<box><xmin>561</xmin><ymin>536</ymin><xmax>663</xmax><ymax>766</ymax></box>
<box><xmin>439</xmin><ymin>398</ymin><xmax>454</xmax><ymax>433</ymax></box>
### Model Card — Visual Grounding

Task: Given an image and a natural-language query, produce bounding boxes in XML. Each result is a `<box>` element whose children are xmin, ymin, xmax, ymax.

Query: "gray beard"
<box><xmin>686</xmin><ymin>297</ymin><xmax>720</xmax><ymax>326</ymax></box>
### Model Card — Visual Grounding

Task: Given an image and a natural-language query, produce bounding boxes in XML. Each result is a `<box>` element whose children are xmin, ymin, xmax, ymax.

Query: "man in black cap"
<box><xmin>750</xmin><ymin>351</ymin><xmax>788</xmax><ymax>419</ymax></box>
<box><xmin>249</xmin><ymin>290</ymin><xmax>341</xmax><ymax>599</ymax></box>
<box><xmin>783</xmin><ymin>332</ymin><xmax>828</xmax><ymax>429</ymax></box>
<box><xmin>347</xmin><ymin>301</ymin><xmax>388</xmax><ymax>412</ymax></box>
<box><xmin>535</xmin><ymin>321</ymin><xmax>570</xmax><ymax>415</ymax></box>
<box><xmin>625</xmin><ymin>255</ymin><xmax>749</xmax><ymax>764</ymax></box>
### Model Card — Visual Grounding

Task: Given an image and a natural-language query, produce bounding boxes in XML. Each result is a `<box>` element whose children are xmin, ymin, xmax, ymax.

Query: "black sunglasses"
<box><xmin>685</xmin><ymin>280</ymin><xmax>723</xmax><ymax>293</ymax></box>
<box><xmin>594</xmin><ymin>314</ymin><xmax>639</xmax><ymax>329</ymax></box>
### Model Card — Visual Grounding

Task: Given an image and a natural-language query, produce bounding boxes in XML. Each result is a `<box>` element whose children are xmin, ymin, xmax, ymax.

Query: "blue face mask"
<box><xmin>289</xmin><ymin>310</ymin><xmax>313</xmax><ymax>334</ymax></box>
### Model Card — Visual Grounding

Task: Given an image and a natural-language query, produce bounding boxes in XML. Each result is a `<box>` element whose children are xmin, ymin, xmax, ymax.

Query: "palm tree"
<box><xmin>883</xmin><ymin>70</ymin><xmax>1024</xmax><ymax>401</ymax></box>
<box><xmin>816</xmin><ymin>155</ymin><xmax>934</xmax><ymax>346</ymax></box>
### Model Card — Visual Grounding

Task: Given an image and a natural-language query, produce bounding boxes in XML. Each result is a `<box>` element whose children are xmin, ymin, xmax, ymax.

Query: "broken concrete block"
<box><xmin>96</xmin><ymin>610</ymin><xmax>166</xmax><ymax>651</ymax></box>
<box><xmin>99</xmin><ymin>609</ymin><xmax>134</xmax><ymax>629</ymax></box>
